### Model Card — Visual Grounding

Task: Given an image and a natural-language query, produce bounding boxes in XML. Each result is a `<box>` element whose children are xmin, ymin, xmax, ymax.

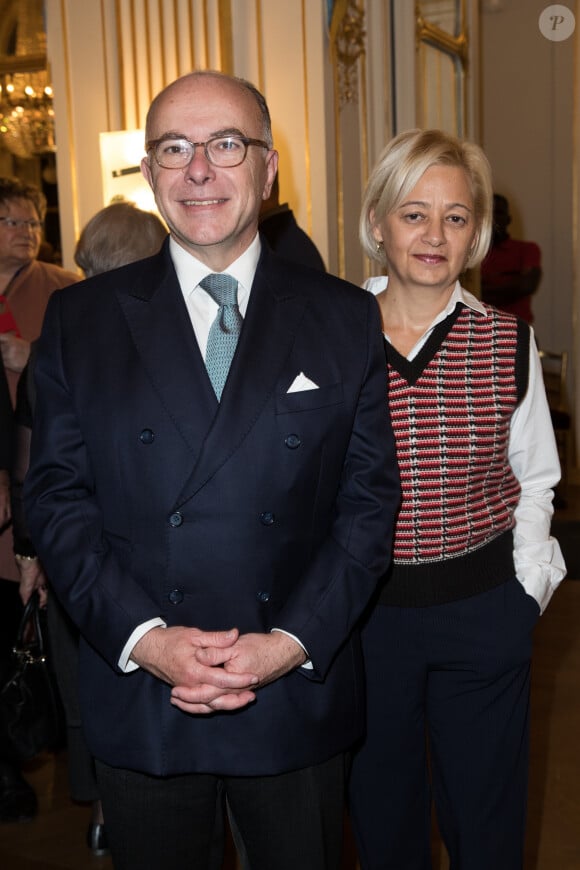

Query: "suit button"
<box><xmin>285</xmin><ymin>434</ymin><xmax>301</xmax><ymax>449</ymax></box>
<box><xmin>259</xmin><ymin>511</ymin><xmax>275</xmax><ymax>526</ymax></box>
<box><xmin>257</xmin><ymin>591</ymin><xmax>270</xmax><ymax>603</ymax></box>
<box><xmin>168</xmin><ymin>511</ymin><xmax>183</xmax><ymax>527</ymax></box>
<box><xmin>168</xmin><ymin>589</ymin><xmax>183</xmax><ymax>605</ymax></box>
<box><xmin>139</xmin><ymin>428</ymin><xmax>155</xmax><ymax>444</ymax></box>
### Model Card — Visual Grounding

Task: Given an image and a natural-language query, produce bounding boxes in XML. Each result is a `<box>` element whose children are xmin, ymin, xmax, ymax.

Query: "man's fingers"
<box><xmin>195</xmin><ymin>645</ymin><xmax>237</xmax><ymax>667</ymax></box>
<box><xmin>170</xmin><ymin>686</ymin><xmax>256</xmax><ymax>713</ymax></box>
<box><xmin>190</xmin><ymin>627</ymin><xmax>239</xmax><ymax>649</ymax></box>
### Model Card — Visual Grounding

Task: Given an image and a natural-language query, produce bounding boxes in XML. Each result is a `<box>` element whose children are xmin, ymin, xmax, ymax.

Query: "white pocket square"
<box><xmin>287</xmin><ymin>372</ymin><xmax>319</xmax><ymax>393</ymax></box>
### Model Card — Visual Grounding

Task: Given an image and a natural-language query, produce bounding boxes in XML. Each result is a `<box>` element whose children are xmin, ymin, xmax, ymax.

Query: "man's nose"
<box><xmin>183</xmin><ymin>144</ymin><xmax>215</xmax><ymax>182</ymax></box>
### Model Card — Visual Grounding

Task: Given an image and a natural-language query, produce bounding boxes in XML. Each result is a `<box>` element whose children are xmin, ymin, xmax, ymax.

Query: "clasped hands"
<box><xmin>131</xmin><ymin>625</ymin><xmax>307</xmax><ymax>715</ymax></box>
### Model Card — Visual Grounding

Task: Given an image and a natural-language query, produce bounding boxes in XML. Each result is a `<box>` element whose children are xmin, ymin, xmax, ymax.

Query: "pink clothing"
<box><xmin>3</xmin><ymin>259</ymin><xmax>80</xmax><ymax>342</ymax></box>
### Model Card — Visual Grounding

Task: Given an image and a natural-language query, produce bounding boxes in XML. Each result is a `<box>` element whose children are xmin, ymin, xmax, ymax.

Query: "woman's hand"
<box><xmin>15</xmin><ymin>556</ymin><xmax>48</xmax><ymax>607</ymax></box>
<box><xmin>0</xmin><ymin>469</ymin><xmax>11</xmax><ymax>528</ymax></box>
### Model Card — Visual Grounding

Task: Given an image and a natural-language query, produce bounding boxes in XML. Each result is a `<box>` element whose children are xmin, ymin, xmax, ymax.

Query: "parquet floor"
<box><xmin>1</xmin><ymin>490</ymin><xmax>579</xmax><ymax>869</ymax></box>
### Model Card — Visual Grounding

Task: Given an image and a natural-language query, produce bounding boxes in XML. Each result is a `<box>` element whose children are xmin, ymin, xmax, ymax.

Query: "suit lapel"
<box><xmin>177</xmin><ymin>249</ymin><xmax>309</xmax><ymax>504</ymax></box>
<box><xmin>116</xmin><ymin>246</ymin><xmax>217</xmax><ymax>455</ymax></box>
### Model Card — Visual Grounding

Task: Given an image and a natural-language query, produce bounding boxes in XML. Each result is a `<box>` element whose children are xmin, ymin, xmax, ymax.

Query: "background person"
<box><xmin>0</xmin><ymin>358</ymin><xmax>31</xmax><ymax>824</ymax></box>
<box><xmin>348</xmin><ymin>129</ymin><xmax>566</xmax><ymax>870</ymax></box>
<box><xmin>24</xmin><ymin>70</ymin><xmax>399</xmax><ymax>870</ymax></box>
<box><xmin>480</xmin><ymin>192</ymin><xmax>541</xmax><ymax>325</ymax></box>
<box><xmin>10</xmin><ymin>200</ymin><xmax>167</xmax><ymax>856</ymax></box>
<box><xmin>258</xmin><ymin>174</ymin><xmax>326</xmax><ymax>271</ymax></box>
<box><xmin>0</xmin><ymin>176</ymin><xmax>79</xmax><ymax>825</ymax></box>
<box><xmin>0</xmin><ymin>177</ymin><xmax>79</xmax><ymax>386</ymax></box>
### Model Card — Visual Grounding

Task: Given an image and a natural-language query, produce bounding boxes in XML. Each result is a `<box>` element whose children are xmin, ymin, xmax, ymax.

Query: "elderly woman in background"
<box><xmin>11</xmin><ymin>200</ymin><xmax>166</xmax><ymax>854</ymax></box>
<box><xmin>0</xmin><ymin>177</ymin><xmax>79</xmax><ymax>824</ymax></box>
<box><xmin>0</xmin><ymin>177</ymin><xmax>79</xmax><ymax>380</ymax></box>
<box><xmin>348</xmin><ymin>129</ymin><xmax>566</xmax><ymax>870</ymax></box>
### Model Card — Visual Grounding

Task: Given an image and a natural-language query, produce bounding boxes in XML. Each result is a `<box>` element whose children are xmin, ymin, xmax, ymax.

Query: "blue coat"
<box><xmin>24</xmin><ymin>240</ymin><xmax>400</xmax><ymax>777</ymax></box>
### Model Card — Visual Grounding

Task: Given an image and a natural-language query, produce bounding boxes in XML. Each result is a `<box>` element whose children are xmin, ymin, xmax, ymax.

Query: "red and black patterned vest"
<box><xmin>380</xmin><ymin>303</ymin><xmax>530</xmax><ymax>607</ymax></box>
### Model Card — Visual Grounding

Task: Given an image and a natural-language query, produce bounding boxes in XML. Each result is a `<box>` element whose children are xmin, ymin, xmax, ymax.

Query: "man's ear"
<box><xmin>262</xmin><ymin>150</ymin><xmax>279</xmax><ymax>201</ymax></box>
<box><xmin>141</xmin><ymin>156</ymin><xmax>153</xmax><ymax>189</ymax></box>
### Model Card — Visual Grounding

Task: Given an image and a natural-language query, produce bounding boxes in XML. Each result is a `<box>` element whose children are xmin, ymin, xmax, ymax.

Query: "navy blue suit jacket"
<box><xmin>25</xmin><ymin>240</ymin><xmax>399</xmax><ymax>776</ymax></box>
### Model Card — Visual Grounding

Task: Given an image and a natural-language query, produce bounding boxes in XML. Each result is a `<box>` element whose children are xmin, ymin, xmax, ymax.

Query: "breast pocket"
<box><xmin>275</xmin><ymin>382</ymin><xmax>344</xmax><ymax>415</ymax></box>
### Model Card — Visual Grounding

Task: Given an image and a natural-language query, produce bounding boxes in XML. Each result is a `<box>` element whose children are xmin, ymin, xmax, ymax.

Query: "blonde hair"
<box><xmin>74</xmin><ymin>201</ymin><xmax>167</xmax><ymax>277</ymax></box>
<box><xmin>360</xmin><ymin>129</ymin><xmax>493</xmax><ymax>270</ymax></box>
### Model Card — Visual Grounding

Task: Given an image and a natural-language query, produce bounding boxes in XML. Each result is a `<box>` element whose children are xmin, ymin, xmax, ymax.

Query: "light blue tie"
<box><xmin>200</xmin><ymin>273</ymin><xmax>243</xmax><ymax>400</ymax></box>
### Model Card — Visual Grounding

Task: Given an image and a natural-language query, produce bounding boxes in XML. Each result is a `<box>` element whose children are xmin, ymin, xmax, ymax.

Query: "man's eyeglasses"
<box><xmin>147</xmin><ymin>135</ymin><xmax>270</xmax><ymax>170</ymax></box>
<box><xmin>0</xmin><ymin>217</ymin><xmax>43</xmax><ymax>231</ymax></box>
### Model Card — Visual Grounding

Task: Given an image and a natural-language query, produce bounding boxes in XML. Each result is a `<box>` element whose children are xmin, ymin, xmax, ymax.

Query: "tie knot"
<box><xmin>200</xmin><ymin>273</ymin><xmax>238</xmax><ymax>307</ymax></box>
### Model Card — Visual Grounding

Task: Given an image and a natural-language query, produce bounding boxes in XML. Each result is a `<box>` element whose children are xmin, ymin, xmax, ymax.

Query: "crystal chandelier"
<box><xmin>0</xmin><ymin>74</ymin><xmax>55</xmax><ymax>158</ymax></box>
<box><xmin>0</xmin><ymin>0</ymin><xmax>56</xmax><ymax>159</ymax></box>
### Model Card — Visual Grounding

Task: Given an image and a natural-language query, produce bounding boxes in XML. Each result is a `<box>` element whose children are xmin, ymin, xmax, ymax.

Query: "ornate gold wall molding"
<box><xmin>330</xmin><ymin>0</ymin><xmax>368</xmax><ymax>278</ymax></box>
<box><xmin>330</xmin><ymin>0</ymin><xmax>366</xmax><ymax>107</ymax></box>
<box><xmin>415</xmin><ymin>0</ymin><xmax>468</xmax><ymax>136</ymax></box>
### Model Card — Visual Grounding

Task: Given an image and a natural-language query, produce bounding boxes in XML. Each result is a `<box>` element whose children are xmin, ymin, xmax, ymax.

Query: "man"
<box><xmin>480</xmin><ymin>193</ymin><xmax>541</xmax><ymax>324</ymax></box>
<box><xmin>259</xmin><ymin>174</ymin><xmax>326</xmax><ymax>271</ymax></box>
<box><xmin>25</xmin><ymin>71</ymin><xmax>399</xmax><ymax>870</ymax></box>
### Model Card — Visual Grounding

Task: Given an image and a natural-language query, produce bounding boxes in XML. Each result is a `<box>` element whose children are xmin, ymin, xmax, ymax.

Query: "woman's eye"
<box><xmin>404</xmin><ymin>212</ymin><xmax>423</xmax><ymax>222</ymax></box>
<box><xmin>448</xmin><ymin>215</ymin><xmax>467</xmax><ymax>225</ymax></box>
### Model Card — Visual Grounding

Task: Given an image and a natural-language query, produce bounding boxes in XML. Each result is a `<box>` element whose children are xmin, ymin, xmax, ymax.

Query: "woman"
<box><xmin>0</xmin><ymin>177</ymin><xmax>79</xmax><ymax>824</ymax></box>
<box><xmin>0</xmin><ymin>176</ymin><xmax>79</xmax><ymax>382</ymax></box>
<box><xmin>348</xmin><ymin>129</ymin><xmax>566</xmax><ymax>870</ymax></box>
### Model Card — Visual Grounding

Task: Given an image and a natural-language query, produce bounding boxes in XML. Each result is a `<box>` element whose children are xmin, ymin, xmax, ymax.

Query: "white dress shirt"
<box><xmin>364</xmin><ymin>276</ymin><xmax>567</xmax><ymax>613</ymax></box>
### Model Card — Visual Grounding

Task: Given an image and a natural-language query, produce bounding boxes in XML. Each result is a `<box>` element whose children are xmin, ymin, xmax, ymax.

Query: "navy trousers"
<box><xmin>349</xmin><ymin>578</ymin><xmax>540</xmax><ymax>870</ymax></box>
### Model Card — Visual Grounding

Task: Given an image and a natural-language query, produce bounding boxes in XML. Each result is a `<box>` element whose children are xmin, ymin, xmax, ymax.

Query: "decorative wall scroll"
<box><xmin>330</xmin><ymin>0</ymin><xmax>366</xmax><ymax>107</ymax></box>
<box><xmin>328</xmin><ymin>0</ymin><xmax>368</xmax><ymax>279</ymax></box>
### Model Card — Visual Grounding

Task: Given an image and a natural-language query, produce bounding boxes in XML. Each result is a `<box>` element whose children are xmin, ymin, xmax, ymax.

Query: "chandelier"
<box><xmin>0</xmin><ymin>0</ymin><xmax>56</xmax><ymax>159</ymax></box>
<box><xmin>0</xmin><ymin>73</ymin><xmax>55</xmax><ymax>158</ymax></box>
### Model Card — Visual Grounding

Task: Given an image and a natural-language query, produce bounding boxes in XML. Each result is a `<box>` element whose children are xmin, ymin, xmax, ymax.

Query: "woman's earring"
<box><xmin>376</xmin><ymin>240</ymin><xmax>384</xmax><ymax>254</ymax></box>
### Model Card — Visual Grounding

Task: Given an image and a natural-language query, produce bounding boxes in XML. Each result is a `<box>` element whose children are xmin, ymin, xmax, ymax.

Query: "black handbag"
<box><xmin>0</xmin><ymin>590</ymin><xmax>65</xmax><ymax>762</ymax></box>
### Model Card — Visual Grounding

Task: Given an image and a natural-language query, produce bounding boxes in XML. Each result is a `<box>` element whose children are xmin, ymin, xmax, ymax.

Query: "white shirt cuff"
<box><xmin>118</xmin><ymin>618</ymin><xmax>167</xmax><ymax>672</ymax></box>
<box><xmin>271</xmin><ymin>627</ymin><xmax>313</xmax><ymax>670</ymax></box>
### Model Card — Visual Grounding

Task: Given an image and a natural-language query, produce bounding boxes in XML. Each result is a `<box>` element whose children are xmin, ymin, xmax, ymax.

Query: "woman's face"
<box><xmin>373</xmin><ymin>164</ymin><xmax>478</xmax><ymax>297</ymax></box>
<box><xmin>0</xmin><ymin>197</ymin><xmax>42</xmax><ymax>270</ymax></box>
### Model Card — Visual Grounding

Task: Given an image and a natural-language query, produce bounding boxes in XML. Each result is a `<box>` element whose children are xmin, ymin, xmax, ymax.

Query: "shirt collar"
<box><xmin>393</xmin><ymin>279</ymin><xmax>489</xmax><ymax>339</ymax></box>
<box><xmin>441</xmin><ymin>280</ymin><xmax>488</xmax><ymax>320</ymax></box>
<box><xmin>169</xmin><ymin>232</ymin><xmax>262</xmax><ymax>309</ymax></box>
<box><xmin>364</xmin><ymin>277</ymin><xmax>489</xmax><ymax>359</ymax></box>
<box><xmin>366</xmin><ymin>277</ymin><xmax>487</xmax><ymax>324</ymax></box>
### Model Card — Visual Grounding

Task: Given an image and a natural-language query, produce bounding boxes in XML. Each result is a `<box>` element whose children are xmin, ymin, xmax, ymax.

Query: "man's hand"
<box><xmin>0</xmin><ymin>333</ymin><xmax>31</xmax><ymax>373</ymax></box>
<box><xmin>132</xmin><ymin>626</ymin><xmax>259</xmax><ymax>714</ymax></box>
<box><xmin>196</xmin><ymin>630</ymin><xmax>307</xmax><ymax>689</ymax></box>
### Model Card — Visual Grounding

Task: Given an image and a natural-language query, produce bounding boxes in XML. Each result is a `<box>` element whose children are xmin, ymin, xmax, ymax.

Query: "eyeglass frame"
<box><xmin>146</xmin><ymin>134</ymin><xmax>272</xmax><ymax>170</ymax></box>
<box><xmin>0</xmin><ymin>216</ymin><xmax>43</xmax><ymax>231</ymax></box>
